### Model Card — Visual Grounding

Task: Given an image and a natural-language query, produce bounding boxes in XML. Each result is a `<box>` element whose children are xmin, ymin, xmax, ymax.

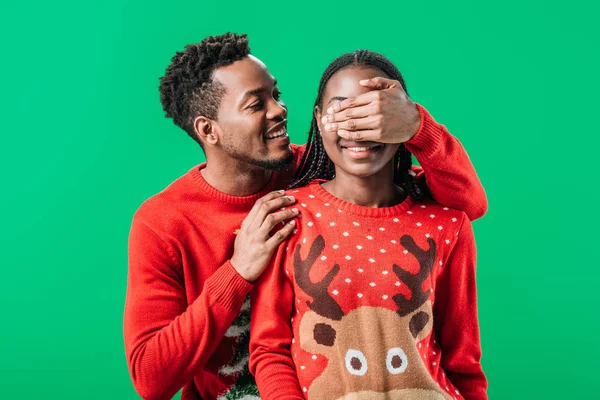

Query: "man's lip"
<box><xmin>266</xmin><ymin>120</ymin><xmax>287</xmax><ymax>135</ymax></box>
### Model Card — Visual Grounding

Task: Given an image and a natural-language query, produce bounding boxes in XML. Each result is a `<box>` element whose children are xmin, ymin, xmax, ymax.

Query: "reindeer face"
<box><xmin>334</xmin><ymin>389</ymin><xmax>449</xmax><ymax>400</ymax></box>
<box><xmin>294</xmin><ymin>234</ymin><xmax>453</xmax><ymax>400</ymax></box>
<box><xmin>300</xmin><ymin>304</ymin><xmax>450</xmax><ymax>400</ymax></box>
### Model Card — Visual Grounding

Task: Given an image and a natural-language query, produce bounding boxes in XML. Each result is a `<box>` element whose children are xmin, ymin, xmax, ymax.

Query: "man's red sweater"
<box><xmin>123</xmin><ymin>105</ymin><xmax>487</xmax><ymax>400</ymax></box>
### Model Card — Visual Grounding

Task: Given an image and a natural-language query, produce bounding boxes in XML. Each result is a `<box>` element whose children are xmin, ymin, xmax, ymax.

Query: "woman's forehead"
<box><xmin>323</xmin><ymin>66</ymin><xmax>389</xmax><ymax>100</ymax></box>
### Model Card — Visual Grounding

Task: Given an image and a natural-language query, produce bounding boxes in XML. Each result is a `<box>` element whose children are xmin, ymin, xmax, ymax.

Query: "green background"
<box><xmin>1</xmin><ymin>0</ymin><xmax>597</xmax><ymax>399</ymax></box>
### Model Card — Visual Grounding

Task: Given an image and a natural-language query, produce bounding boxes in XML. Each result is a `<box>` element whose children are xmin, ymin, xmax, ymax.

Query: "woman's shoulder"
<box><xmin>407</xmin><ymin>198</ymin><xmax>468</xmax><ymax>231</ymax></box>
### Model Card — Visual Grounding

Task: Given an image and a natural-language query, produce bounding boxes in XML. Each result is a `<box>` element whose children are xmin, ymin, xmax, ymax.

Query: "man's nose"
<box><xmin>267</xmin><ymin>99</ymin><xmax>287</xmax><ymax>120</ymax></box>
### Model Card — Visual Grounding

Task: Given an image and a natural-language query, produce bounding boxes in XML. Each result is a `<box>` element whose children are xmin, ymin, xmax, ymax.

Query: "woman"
<box><xmin>249</xmin><ymin>50</ymin><xmax>487</xmax><ymax>400</ymax></box>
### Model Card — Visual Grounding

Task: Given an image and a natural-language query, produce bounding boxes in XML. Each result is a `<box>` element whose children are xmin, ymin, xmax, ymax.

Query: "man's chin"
<box><xmin>249</xmin><ymin>151</ymin><xmax>294</xmax><ymax>171</ymax></box>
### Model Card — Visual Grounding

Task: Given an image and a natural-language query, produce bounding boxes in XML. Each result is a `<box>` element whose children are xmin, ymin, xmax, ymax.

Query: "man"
<box><xmin>124</xmin><ymin>32</ymin><xmax>487</xmax><ymax>400</ymax></box>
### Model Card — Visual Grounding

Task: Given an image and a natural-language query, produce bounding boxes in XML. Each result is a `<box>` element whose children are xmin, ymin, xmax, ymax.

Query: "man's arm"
<box><xmin>406</xmin><ymin>104</ymin><xmax>488</xmax><ymax>221</ymax></box>
<box><xmin>124</xmin><ymin>219</ymin><xmax>251</xmax><ymax>400</ymax></box>
<box><xmin>434</xmin><ymin>215</ymin><xmax>488</xmax><ymax>399</ymax></box>
<box><xmin>124</xmin><ymin>192</ymin><xmax>298</xmax><ymax>400</ymax></box>
<box><xmin>321</xmin><ymin>77</ymin><xmax>488</xmax><ymax>221</ymax></box>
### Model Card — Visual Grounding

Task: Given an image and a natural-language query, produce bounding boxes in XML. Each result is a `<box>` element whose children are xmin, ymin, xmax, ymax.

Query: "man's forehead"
<box><xmin>213</xmin><ymin>55</ymin><xmax>274</xmax><ymax>91</ymax></box>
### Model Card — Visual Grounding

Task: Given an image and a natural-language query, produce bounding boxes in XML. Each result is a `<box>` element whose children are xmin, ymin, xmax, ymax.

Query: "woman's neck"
<box><xmin>321</xmin><ymin>165</ymin><xmax>406</xmax><ymax>208</ymax></box>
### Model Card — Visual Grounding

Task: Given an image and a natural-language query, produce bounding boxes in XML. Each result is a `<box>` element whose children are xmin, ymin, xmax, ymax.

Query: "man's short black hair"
<box><xmin>159</xmin><ymin>32</ymin><xmax>250</xmax><ymax>145</ymax></box>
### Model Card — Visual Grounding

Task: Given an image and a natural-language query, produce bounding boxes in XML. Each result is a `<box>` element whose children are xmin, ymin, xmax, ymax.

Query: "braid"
<box><xmin>292</xmin><ymin>119</ymin><xmax>317</xmax><ymax>183</ymax></box>
<box><xmin>289</xmin><ymin>50</ymin><xmax>425</xmax><ymax>199</ymax></box>
<box><xmin>290</xmin><ymin>121</ymin><xmax>335</xmax><ymax>189</ymax></box>
<box><xmin>394</xmin><ymin>145</ymin><xmax>425</xmax><ymax>200</ymax></box>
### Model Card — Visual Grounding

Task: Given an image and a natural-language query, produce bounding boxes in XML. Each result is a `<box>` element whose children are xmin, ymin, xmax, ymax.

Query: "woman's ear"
<box><xmin>314</xmin><ymin>106</ymin><xmax>324</xmax><ymax>134</ymax></box>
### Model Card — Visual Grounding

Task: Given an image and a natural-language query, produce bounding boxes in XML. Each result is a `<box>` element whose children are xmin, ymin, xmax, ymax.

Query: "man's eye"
<box><xmin>250</xmin><ymin>100</ymin><xmax>264</xmax><ymax>110</ymax></box>
<box><xmin>274</xmin><ymin>91</ymin><xmax>283</xmax><ymax>101</ymax></box>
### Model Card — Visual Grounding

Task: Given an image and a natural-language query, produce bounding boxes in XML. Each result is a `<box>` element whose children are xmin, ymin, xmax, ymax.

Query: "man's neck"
<box><xmin>321</xmin><ymin>165</ymin><xmax>405</xmax><ymax>208</ymax></box>
<box><xmin>201</xmin><ymin>159</ymin><xmax>273</xmax><ymax>197</ymax></box>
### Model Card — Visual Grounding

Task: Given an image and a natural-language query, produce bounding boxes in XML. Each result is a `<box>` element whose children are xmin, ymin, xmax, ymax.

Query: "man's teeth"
<box><xmin>266</xmin><ymin>129</ymin><xmax>287</xmax><ymax>139</ymax></box>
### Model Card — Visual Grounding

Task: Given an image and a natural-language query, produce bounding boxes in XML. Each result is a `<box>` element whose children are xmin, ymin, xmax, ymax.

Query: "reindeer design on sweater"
<box><xmin>294</xmin><ymin>235</ymin><xmax>452</xmax><ymax>400</ymax></box>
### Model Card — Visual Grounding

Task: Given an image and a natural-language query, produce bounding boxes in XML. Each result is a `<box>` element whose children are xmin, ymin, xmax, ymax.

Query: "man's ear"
<box><xmin>194</xmin><ymin>116</ymin><xmax>219</xmax><ymax>146</ymax></box>
<box><xmin>314</xmin><ymin>106</ymin><xmax>324</xmax><ymax>134</ymax></box>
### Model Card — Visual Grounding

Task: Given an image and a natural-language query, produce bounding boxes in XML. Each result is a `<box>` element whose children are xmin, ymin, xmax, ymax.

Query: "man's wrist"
<box><xmin>404</xmin><ymin>104</ymin><xmax>443</xmax><ymax>158</ymax></box>
<box><xmin>405</xmin><ymin>103</ymin><xmax>422</xmax><ymax>142</ymax></box>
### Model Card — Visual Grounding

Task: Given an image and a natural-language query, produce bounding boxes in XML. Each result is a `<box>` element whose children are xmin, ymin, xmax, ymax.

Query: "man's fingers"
<box><xmin>244</xmin><ymin>190</ymin><xmax>286</xmax><ymax>225</ymax></box>
<box><xmin>326</xmin><ymin>90</ymin><xmax>384</xmax><ymax>115</ymax></box>
<box><xmin>261</xmin><ymin>208</ymin><xmax>299</xmax><ymax>234</ymax></box>
<box><xmin>326</xmin><ymin>95</ymin><xmax>365</xmax><ymax>115</ymax></box>
<box><xmin>359</xmin><ymin>77</ymin><xmax>401</xmax><ymax>90</ymax></box>
<box><xmin>337</xmin><ymin>129</ymin><xmax>377</xmax><ymax>142</ymax></box>
<box><xmin>250</xmin><ymin>195</ymin><xmax>296</xmax><ymax>229</ymax></box>
<box><xmin>323</xmin><ymin>115</ymin><xmax>381</xmax><ymax>133</ymax></box>
<box><xmin>266</xmin><ymin>219</ymin><xmax>296</xmax><ymax>250</ymax></box>
<box><xmin>321</xmin><ymin>104</ymin><xmax>375</xmax><ymax>124</ymax></box>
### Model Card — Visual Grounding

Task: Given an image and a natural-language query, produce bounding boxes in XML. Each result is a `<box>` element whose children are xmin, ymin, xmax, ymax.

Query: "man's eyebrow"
<box><xmin>328</xmin><ymin>96</ymin><xmax>347</xmax><ymax>104</ymax></box>
<box><xmin>241</xmin><ymin>80</ymin><xmax>278</xmax><ymax>103</ymax></box>
<box><xmin>242</xmin><ymin>88</ymin><xmax>265</xmax><ymax>101</ymax></box>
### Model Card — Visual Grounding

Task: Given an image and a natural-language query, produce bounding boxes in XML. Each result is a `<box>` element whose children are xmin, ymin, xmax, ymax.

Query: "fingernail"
<box><xmin>292</xmin><ymin>208</ymin><xmax>298</xmax><ymax>213</ymax></box>
<box><xmin>327</xmin><ymin>107</ymin><xmax>334</xmax><ymax>114</ymax></box>
<box><xmin>360</xmin><ymin>79</ymin><xmax>369</xmax><ymax>84</ymax></box>
<box><xmin>326</xmin><ymin>123</ymin><xmax>337</xmax><ymax>131</ymax></box>
<box><xmin>321</xmin><ymin>115</ymin><xmax>329</xmax><ymax>124</ymax></box>
<box><xmin>290</xmin><ymin>220</ymin><xmax>296</xmax><ymax>225</ymax></box>
<box><xmin>278</xmin><ymin>190</ymin><xmax>285</xmax><ymax>194</ymax></box>
<box><xmin>286</xmin><ymin>196</ymin><xmax>295</xmax><ymax>201</ymax></box>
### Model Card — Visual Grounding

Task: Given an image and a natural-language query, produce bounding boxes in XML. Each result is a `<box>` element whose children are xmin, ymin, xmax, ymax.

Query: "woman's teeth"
<box><xmin>345</xmin><ymin>145</ymin><xmax>380</xmax><ymax>151</ymax></box>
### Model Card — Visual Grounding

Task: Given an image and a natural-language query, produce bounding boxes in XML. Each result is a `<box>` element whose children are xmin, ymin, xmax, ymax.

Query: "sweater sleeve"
<box><xmin>290</xmin><ymin>143</ymin><xmax>308</xmax><ymax>174</ymax></box>
<box><xmin>433</xmin><ymin>215</ymin><xmax>488</xmax><ymax>400</ymax></box>
<box><xmin>406</xmin><ymin>104</ymin><xmax>488</xmax><ymax>221</ymax></box>
<box><xmin>124</xmin><ymin>217</ymin><xmax>253</xmax><ymax>400</ymax></box>
<box><xmin>249</xmin><ymin>244</ymin><xmax>305</xmax><ymax>400</ymax></box>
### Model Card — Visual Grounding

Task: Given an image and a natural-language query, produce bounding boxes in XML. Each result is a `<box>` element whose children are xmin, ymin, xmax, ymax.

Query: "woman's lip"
<box><xmin>339</xmin><ymin>141</ymin><xmax>382</xmax><ymax>148</ymax></box>
<box><xmin>341</xmin><ymin>145</ymin><xmax>383</xmax><ymax>159</ymax></box>
<box><xmin>340</xmin><ymin>144</ymin><xmax>384</xmax><ymax>150</ymax></box>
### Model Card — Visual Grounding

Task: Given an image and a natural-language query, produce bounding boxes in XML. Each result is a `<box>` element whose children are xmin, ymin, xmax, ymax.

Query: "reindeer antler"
<box><xmin>393</xmin><ymin>235</ymin><xmax>437</xmax><ymax>317</ymax></box>
<box><xmin>294</xmin><ymin>235</ymin><xmax>345</xmax><ymax>321</ymax></box>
